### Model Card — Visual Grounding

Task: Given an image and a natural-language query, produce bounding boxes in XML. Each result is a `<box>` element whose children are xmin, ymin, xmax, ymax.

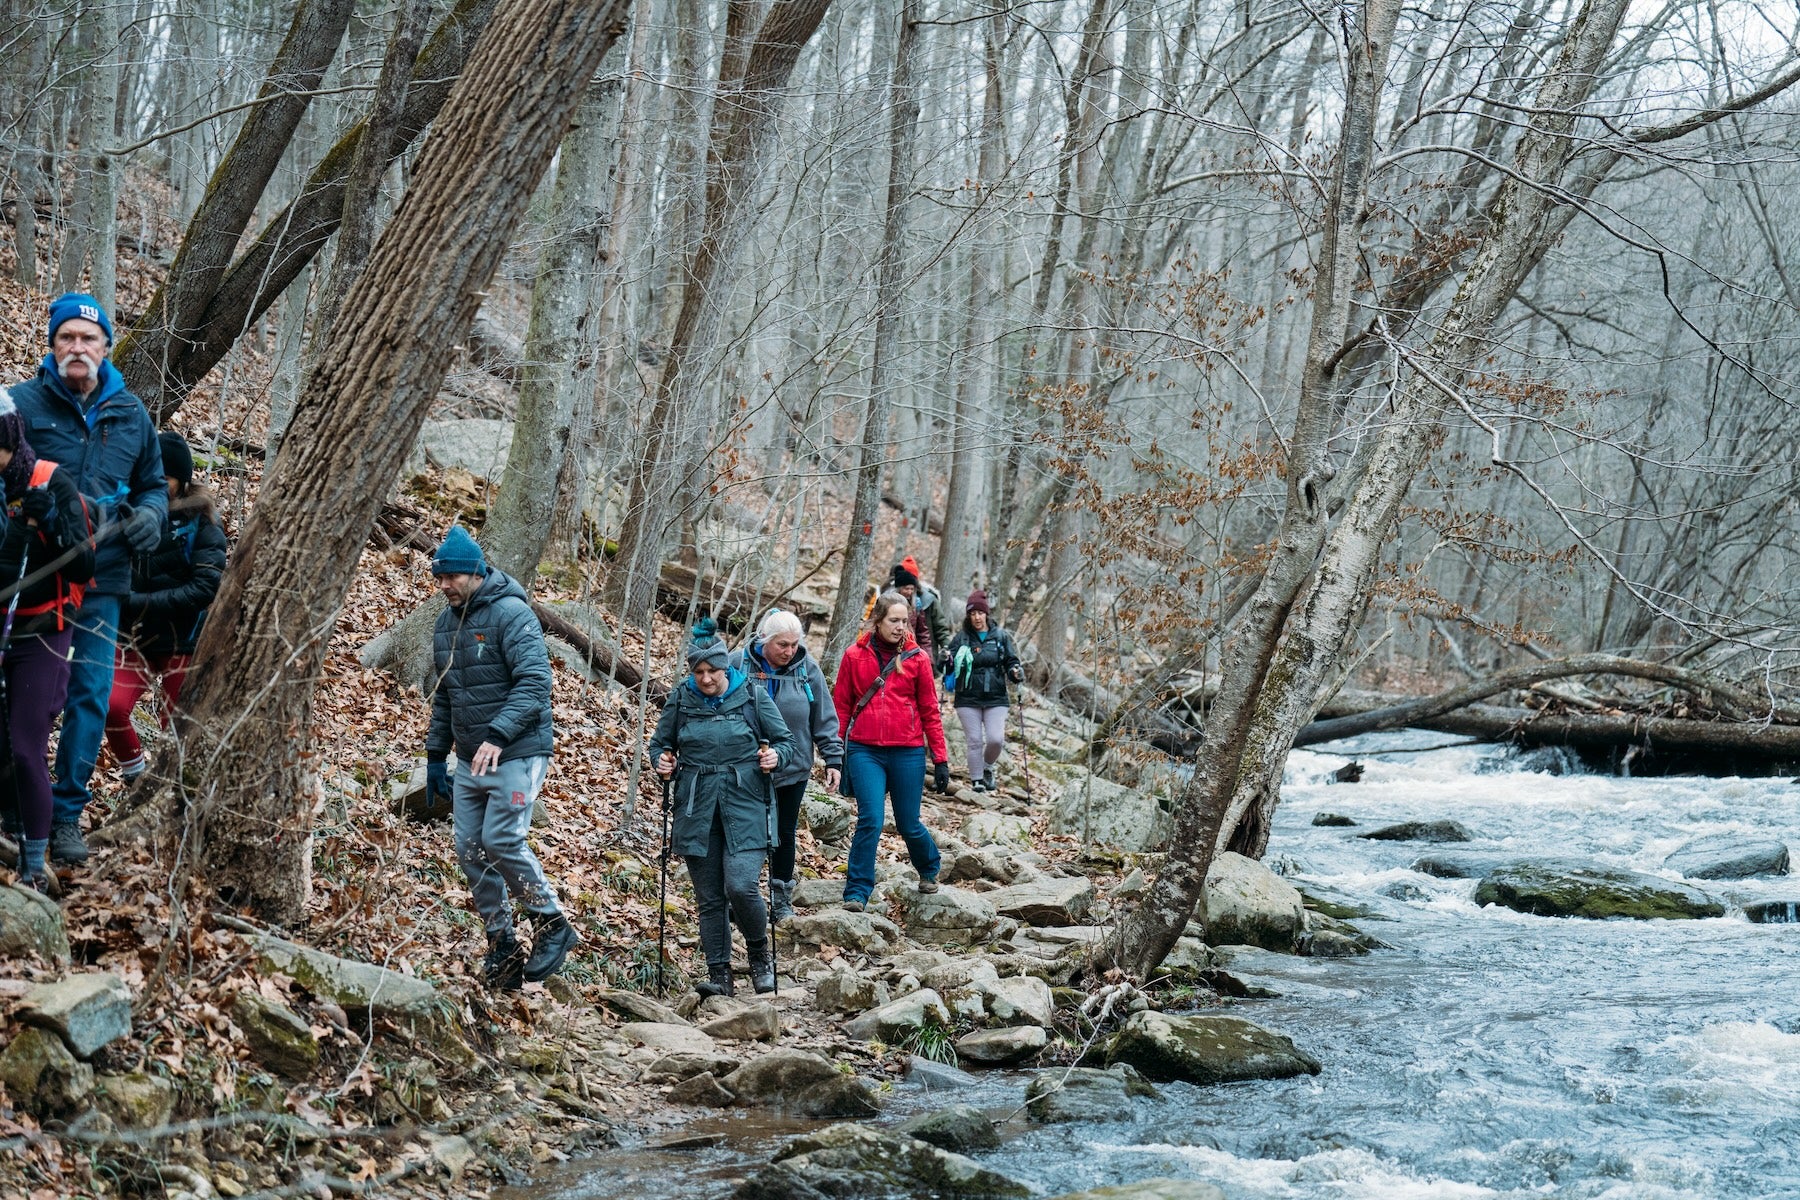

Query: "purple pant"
<box><xmin>8</xmin><ymin>628</ymin><xmax>73</xmax><ymax>840</ymax></box>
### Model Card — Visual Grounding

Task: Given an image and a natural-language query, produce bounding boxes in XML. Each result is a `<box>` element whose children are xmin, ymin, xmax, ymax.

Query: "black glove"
<box><xmin>425</xmin><ymin>756</ymin><xmax>452</xmax><ymax>804</ymax></box>
<box><xmin>839</xmin><ymin>770</ymin><xmax>854</xmax><ymax>798</ymax></box>
<box><xmin>121</xmin><ymin>503</ymin><xmax>162</xmax><ymax>553</ymax></box>
<box><xmin>1008</xmin><ymin>664</ymin><xmax>1025</xmax><ymax>684</ymax></box>
<box><xmin>932</xmin><ymin>760</ymin><xmax>950</xmax><ymax>794</ymax></box>
<box><xmin>19</xmin><ymin>488</ymin><xmax>54</xmax><ymax>527</ymax></box>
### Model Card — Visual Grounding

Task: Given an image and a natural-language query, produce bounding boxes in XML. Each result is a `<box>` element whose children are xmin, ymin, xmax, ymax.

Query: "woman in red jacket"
<box><xmin>832</xmin><ymin>590</ymin><xmax>949</xmax><ymax>909</ymax></box>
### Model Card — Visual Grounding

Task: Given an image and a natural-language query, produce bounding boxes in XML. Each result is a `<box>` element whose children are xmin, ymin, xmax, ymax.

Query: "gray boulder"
<box><xmin>1359</xmin><ymin>820</ymin><xmax>1474</xmax><ymax>843</ymax></box>
<box><xmin>1045</xmin><ymin>1182</ymin><xmax>1226</xmax><ymax>1200</ymax></box>
<box><xmin>698</xmin><ymin>1003</ymin><xmax>781</xmax><ymax>1043</ymax></box>
<box><xmin>1663</xmin><ymin>833</ymin><xmax>1790</xmax><ymax>880</ymax></box>
<box><xmin>898</xmin><ymin>1104</ymin><xmax>1002</xmax><ymax>1153</ymax></box>
<box><xmin>787</xmin><ymin>909</ymin><xmax>904</xmax><ymax>953</ymax></box>
<box><xmin>404</xmin><ymin>417</ymin><xmax>513</xmax><ymax>482</ymax></box>
<box><xmin>1474</xmin><ymin>861</ymin><xmax>1725</xmax><ymax>919</ymax></box>
<box><xmin>1311</xmin><ymin>812</ymin><xmax>1357</xmax><ymax>827</ymax></box>
<box><xmin>1104</xmin><ymin>1011</ymin><xmax>1321</xmax><ymax>1084</ymax></box>
<box><xmin>669</xmin><ymin>1072</ymin><xmax>737</xmax><ymax>1107</ymax></box>
<box><xmin>20</xmin><ymin>973</ymin><xmax>133</xmax><ymax>1058</ymax></box>
<box><xmin>722</xmin><ymin>1049</ymin><xmax>883</xmax><ymax>1117</ymax></box>
<box><xmin>802</xmin><ymin>797</ymin><xmax>857</xmax><ymax>845</ymax></box>
<box><xmin>0</xmin><ymin>883</ymin><xmax>69</xmax><ymax>964</ymax></box>
<box><xmin>252</xmin><ymin>935</ymin><xmax>467</xmax><ymax>1058</ymax></box>
<box><xmin>1199</xmin><ymin>851</ymin><xmax>1305</xmax><ymax>951</ymax></box>
<box><xmin>892</xmin><ymin>887</ymin><xmax>999</xmax><ymax>945</ymax></box>
<box><xmin>596</xmin><ymin>988</ymin><xmax>690</xmax><ymax>1025</ymax></box>
<box><xmin>620</xmin><ymin>1022</ymin><xmax>718</xmax><ymax>1054</ymax></box>
<box><xmin>794</xmin><ymin>877</ymin><xmax>850</xmax><ymax>908</ymax></box>
<box><xmin>737</xmin><ymin>1123</ymin><xmax>1028</xmax><ymax>1200</ymax></box>
<box><xmin>844</xmin><ymin>988</ymin><xmax>952</xmax><ymax>1043</ymax></box>
<box><xmin>1025</xmin><ymin>1064</ymin><xmax>1159</xmax><ymax>1124</ymax></box>
<box><xmin>962</xmin><ymin>813</ymin><xmax>1033</xmax><ymax>847</ymax></box>
<box><xmin>1411</xmin><ymin>853</ymin><xmax>1511</xmax><ymax>879</ymax></box>
<box><xmin>1050</xmin><ymin>777</ymin><xmax>1169</xmax><ymax>852</ymax></box>
<box><xmin>957</xmin><ymin>1025</ymin><xmax>1047</xmax><ymax>1067</ymax></box>
<box><xmin>814</xmin><ymin>969</ymin><xmax>890</xmax><ymax>1014</ymax></box>
<box><xmin>1745</xmin><ymin>899</ymin><xmax>1800</xmax><ymax>924</ymax></box>
<box><xmin>233</xmin><ymin>991</ymin><xmax>320</xmax><ymax>1078</ymax></box>
<box><xmin>642</xmin><ymin>1050</ymin><xmax>744</xmax><ymax>1083</ymax></box>
<box><xmin>985</xmin><ymin>877</ymin><xmax>1094</xmax><ymax>928</ymax></box>
<box><xmin>0</xmin><ymin>1025</ymin><xmax>93</xmax><ymax>1114</ymax></box>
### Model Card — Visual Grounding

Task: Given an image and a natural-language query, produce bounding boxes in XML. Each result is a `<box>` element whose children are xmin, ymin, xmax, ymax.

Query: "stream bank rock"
<box><xmin>721</xmin><ymin>1048</ymin><xmax>882</xmax><ymax>1117</ymax></box>
<box><xmin>1046</xmin><ymin>1182</ymin><xmax>1227</xmax><ymax>1200</ymax></box>
<box><xmin>1473</xmin><ymin>862</ymin><xmax>1724</xmax><ymax>919</ymax></box>
<box><xmin>1049</xmin><ymin>777</ymin><xmax>1169</xmax><ymax>852</ymax></box>
<box><xmin>252</xmin><ymin>935</ymin><xmax>469</xmax><ymax>1059</ymax></box>
<box><xmin>1025</xmin><ymin>1064</ymin><xmax>1160</xmax><ymax>1123</ymax></box>
<box><xmin>957</xmin><ymin>1024</ymin><xmax>1048</xmax><ymax>1066</ymax></box>
<box><xmin>1662</xmin><ymin>833</ymin><xmax>1790</xmax><ymax>880</ymax></box>
<box><xmin>1104</xmin><ymin>1011</ymin><xmax>1321</xmax><ymax>1084</ymax></box>
<box><xmin>844</xmin><ymin>988</ymin><xmax>953</xmax><ymax>1042</ymax></box>
<box><xmin>736</xmin><ymin>1122</ymin><xmax>1029</xmax><ymax>1199</ymax></box>
<box><xmin>0</xmin><ymin>883</ymin><xmax>69</xmax><ymax>963</ymax></box>
<box><xmin>898</xmin><ymin>1104</ymin><xmax>1002</xmax><ymax>1153</ymax></box>
<box><xmin>1359</xmin><ymin>820</ymin><xmax>1474</xmax><ymax>843</ymax></box>
<box><xmin>986</xmin><ymin>877</ymin><xmax>1094</xmax><ymax>927</ymax></box>
<box><xmin>1199</xmin><ymin>852</ymin><xmax>1305</xmax><ymax>951</ymax></box>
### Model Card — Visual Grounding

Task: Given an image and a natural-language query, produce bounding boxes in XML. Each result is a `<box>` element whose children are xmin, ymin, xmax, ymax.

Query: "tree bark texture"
<box><xmin>113</xmin><ymin>0</ymin><xmax>502</xmax><ymax>421</ymax></box>
<box><xmin>821</xmin><ymin>0</ymin><xmax>921</xmax><ymax>677</ymax></box>
<box><xmin>169</xmin><ymin>0</ymin><xmax>629</xmax><ymax>923</ymax></box>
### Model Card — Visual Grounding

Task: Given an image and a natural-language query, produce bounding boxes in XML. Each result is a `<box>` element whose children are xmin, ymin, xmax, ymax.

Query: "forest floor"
<box><xmin>0</xmin><ymin>258</ymin><xmax>1143</xmax><ymax>1198</ymax></box>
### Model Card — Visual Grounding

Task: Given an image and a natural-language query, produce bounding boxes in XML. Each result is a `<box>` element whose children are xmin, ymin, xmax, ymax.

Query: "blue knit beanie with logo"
<box><xmin>431</xmin><ymin>525</ymin><xmax>487</xmax><ymax>576</ymax></box>
<box><xmin>47</xmin><ymin>293</ymin><xmax>113</xmax><ymax>345</ymax></box>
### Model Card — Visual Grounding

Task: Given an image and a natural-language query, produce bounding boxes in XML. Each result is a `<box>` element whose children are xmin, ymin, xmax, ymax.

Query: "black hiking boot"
<box><xmin>49</xmin><ymin>822</ymin><xmax>89</xmax><ymax>866</ymax></box>
<box><xmin>696</xmin><ymin>962</ymin><xmax>735</xmax><ymax>998</ymax></box>
<box><xmin>483</xmin><ymin>930</ymin><xmax>526</xmax><ymax>991</ymax></box>
<box><xmin>981</xmin><ymin>765</ymin><xmax>996</xmax><ymax>792</ymax></box>
<box><xmin>746</xmin><ymin>939</ymin><xmax>777</xmax><ymax>995</ymax></box>
<box><xmin>523</xmin><ymin>912</ymin><xmax>578</xmax><ymax>982</ymax></box>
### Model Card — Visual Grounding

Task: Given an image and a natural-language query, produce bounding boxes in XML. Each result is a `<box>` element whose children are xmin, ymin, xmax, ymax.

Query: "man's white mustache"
<box><xmin>57</xmin><ymin>352</ymin><xmax>99</xmax><ymax>376</ymax></box>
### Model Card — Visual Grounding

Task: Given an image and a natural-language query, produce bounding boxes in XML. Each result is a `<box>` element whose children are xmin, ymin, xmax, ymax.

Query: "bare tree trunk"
<box><xmin>820</xmin><ymin>0</ymin><xmax>921</xmax><ymax>676</ymax></box>
<box><xmin>605</xmin><ymin>0</ymin><xmax>836</xmax><ymax>627</ymax></box>
<box><xmin>112</xmin><ymin>0</ymin><xmax>503</xmax><ymax>421</ymax></box>
<box><xmin>149</xmin><ymin>0</ymin><xmax>629</xmax><ymax>923</ymax></box>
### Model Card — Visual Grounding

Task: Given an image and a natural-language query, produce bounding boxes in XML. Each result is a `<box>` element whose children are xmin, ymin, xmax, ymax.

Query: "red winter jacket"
<box><xmin>833</xmin><ymin>631</ymin><xmax>949</xmax><ymax>762</ymax></box>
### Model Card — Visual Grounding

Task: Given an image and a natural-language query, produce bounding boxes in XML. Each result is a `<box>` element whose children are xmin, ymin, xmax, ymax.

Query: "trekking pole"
<box><xmin>760</xmin><ymin>740</ymin><xmax>780</xmax><ymax>999</ymax></box>
<box><xmin>656</xmin><ymin>774</ymin><xmax>672</xmax><ymax>995</ymax></box>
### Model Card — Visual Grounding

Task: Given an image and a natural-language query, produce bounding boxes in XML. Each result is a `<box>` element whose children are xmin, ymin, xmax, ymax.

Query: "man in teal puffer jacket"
<box><xmin>425</xmin><ymin>526</ymin><xmax>574</xmax><ymax>989</ymax></box>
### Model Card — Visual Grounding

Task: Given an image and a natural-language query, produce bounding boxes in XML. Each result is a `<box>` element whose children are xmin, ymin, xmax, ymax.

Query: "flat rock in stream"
<box><xmin>1025</xmin><ymin>1064</ymin><xmax>1160</xmax><ymax>1124</ymax></box>
<box><xmin>1411</xmin><ymin>853</ymin><xmax>1514</xmax><ymax>879</ymax></box>
<box><xmin>897</xmin><ymin>1104</ymin><xmax>1002</xmax><ymax>1153</ymax></box>
<box><xmin>1663</xmin><ymin>833</ymin><xmax>1790</xmax><ymax>880</ymax></box>
<box><xmin>1359</xmin><ymin>820</ymin><xmax>1474</xmax><ymax>843</ymax></box>
<box><xmin>721</xmin><ymin>1048</ymin><xmax>882</xmax><ymax>1117</ymax></box>
<box><xmin>1104</xmin><ymin>1011</ymin><xmax>1321</xmax><ymax>1084</ymax></box>
<box><xmin>1474</xmin><ymin>861</ymin><xmax>1725</xmax><ymax>920</ymax></box>
<box><xmin>736</xmin><ymin>1122</ymin><xmax>1029</xmax><ymax>1199</ymax></box>
<box><xmin>1744</xmin><ymin>899</ymin><xmax>1800</xmax><ymax>923</ymax></box>
<box><xmin>1046</xmin><ymin>1183</ymin><xmax>1227</xmax><ymax>1200</ymax></box>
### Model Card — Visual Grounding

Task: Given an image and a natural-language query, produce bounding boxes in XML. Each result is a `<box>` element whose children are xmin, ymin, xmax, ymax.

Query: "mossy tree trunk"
<box><xmin>165</xmin><ymin>0</ymin><xmax>629</xmax><ymax>924</ymax></box>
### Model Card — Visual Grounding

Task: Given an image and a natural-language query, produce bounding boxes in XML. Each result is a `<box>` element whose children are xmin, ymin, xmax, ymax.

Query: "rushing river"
<box><xmin>520</xmin><ymin>733</ymin><xmax>1800</xmax><ymax>1200</ymax></box>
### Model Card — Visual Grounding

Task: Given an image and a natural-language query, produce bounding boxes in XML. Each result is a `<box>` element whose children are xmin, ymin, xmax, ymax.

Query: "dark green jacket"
<box><xmin>649</xmin><ymin>673</ymin><xmax>796</xmax><ymax>857</ymax></box>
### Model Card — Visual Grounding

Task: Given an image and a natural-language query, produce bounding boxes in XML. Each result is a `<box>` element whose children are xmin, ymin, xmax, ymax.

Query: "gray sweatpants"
<box><xmin>956</xmin><ymin>705</ymin><xmax>1008</xmax><ymax>779</ymax></box>
<box><xmin>685</xmin><ymin>813</ymin><xmax>770</xmax><ymax>970</ymax></box>
<box><xmin>452</xmin><ymin>755</ymin><xmax>560</xmax><ymax>935</ymax></box>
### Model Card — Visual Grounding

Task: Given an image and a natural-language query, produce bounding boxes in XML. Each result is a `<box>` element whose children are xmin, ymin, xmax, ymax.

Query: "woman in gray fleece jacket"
<box><xmin>727</xmin><ymin>608</ymin><xmax>843</xmax><ymax>923</ymax></box>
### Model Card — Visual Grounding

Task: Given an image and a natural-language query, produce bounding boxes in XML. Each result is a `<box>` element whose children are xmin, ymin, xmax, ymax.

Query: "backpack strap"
<box><xmin>28</xmin><ymin>459</ymin><xmax>54</xmax><ymax>489</ymax></box>
<box><xmin>844</xmin><ymin>647</ymin><xmax>921</xmax><ymax>741</ymax></box>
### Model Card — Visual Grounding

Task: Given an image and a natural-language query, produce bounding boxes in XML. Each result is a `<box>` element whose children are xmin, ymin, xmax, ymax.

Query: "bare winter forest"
<box><xmin>4</xmin><ymin>0</ymin><xmax>1800</xmax><ymax>1193</ymax></box>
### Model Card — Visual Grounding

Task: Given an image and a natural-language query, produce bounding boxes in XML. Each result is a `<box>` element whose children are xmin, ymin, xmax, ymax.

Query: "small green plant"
<box><xmin>898</xmin><ymin>1019</ymin><xmax>958</xmax><ymax>1067</ymax></box>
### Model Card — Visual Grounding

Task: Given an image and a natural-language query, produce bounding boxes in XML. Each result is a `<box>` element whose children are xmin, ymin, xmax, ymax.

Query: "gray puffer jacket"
<box><xmin>648</xmin><ymin>673</ymin><xmax>795</xmax><ymax>857</ymax></box>
<box><xmin>727</xmin><ymin>641</ymin><xmax>843</xmax><ymax>787</ymax></box>
<box><xmin>426</xmin><ymin>570</ymin><xmax>554</xmax><ymax>764</ymax></box>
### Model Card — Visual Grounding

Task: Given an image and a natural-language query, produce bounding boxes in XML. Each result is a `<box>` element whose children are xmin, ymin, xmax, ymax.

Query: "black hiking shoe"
<box><xmin>981</xmin><ymin>766</ymin><xmax>996</xmax><ymax>791</ymax></box>
<box><xmin>49</xmin><ymin>822</ymin><xmax>89</xmax><ymax>866</ymax></box>
<box><xmin>696</xmin><ymin>963</ymin><xmax>735</xmax><ymax>998</ymax></box>
<box><xmin>747</xmin><ymin>939</ymin><xmax>776</xmax><ymax>995</ymax></box>
<box><xmin>523</xmin><ymin>913</ymin><xmax>578</xmax><ymax>982</ymax></box>
<box><xmin>483</xmin><ymin>930</ymin><xmax>526</xmax><ymax>991</ymax></box>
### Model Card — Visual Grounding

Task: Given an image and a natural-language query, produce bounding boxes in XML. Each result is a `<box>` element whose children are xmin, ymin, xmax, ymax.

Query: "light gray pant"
<box><xmin>956</xmin><ymin>705</ymin><xmax>1008</xmax><ymax>779</ymax></box>
<box><xmin>452</xmin><ymin>755</ymin><xmax>559</xmax><ymax>934</ymax></box>
<box><xmin>685</xmin><ymin>814</ymin><xmax>770</xmax><ymax>970</ymax></box>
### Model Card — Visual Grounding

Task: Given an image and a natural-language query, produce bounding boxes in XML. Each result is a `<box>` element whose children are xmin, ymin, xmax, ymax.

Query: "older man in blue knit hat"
<box><xmin>9</xmin><ymin>293</ymin><xmax>165</xmax><ymax>866</ymax></box>
<box><xmin>425</xmin><ymin>525</ymin><xmax>577</xmax><ymax>987</ymax></box>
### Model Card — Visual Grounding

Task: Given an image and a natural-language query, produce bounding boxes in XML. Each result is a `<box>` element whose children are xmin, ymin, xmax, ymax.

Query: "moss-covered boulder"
<box><xmin>1046</xmin><ymin>1182</ymin><xmax>1226</xmax><ymax>1200</ymax></box>
<box><xmin>0</xmin><ymin>1025</ymin><xmax>93</xmax><ymax>1115</ymax></box>
<box><xmin>1473</xmin><ymin>862</ymin><xmax>1724</xmax><ymax>919</ymax></box>
<box><xmin>94</xmin><ymin>1071</ymin><xmax>175</xmax><ymax>1129</ymax></box>
<box><xmin>251</xmin><ymin>934</ymin><xmax>471</xmax><ymax>1062</ymax></box>
<box><xmin>736</xmin><ymin>1122</ymin><xmax>1029</xmax><ymax>1199</ymax></box>
<box><xmin>233</xmin><ymin>992</ymin><xmax>320</xmax><ymax>1079</ymax></box>
<box><xmin>0</xmin><ymin>883</ymin><xmax>69</xmax><ymax>964</ymax></box>
<box><xmin>1025</xmin><ymin>1064</ymin><xmax>1159</xmax><ymax>1124</ymax></box>
<box><xmin>1104</xmin><ymin>1011</ymin><xmax>1321</xmax><ymax>1084</ymax></box>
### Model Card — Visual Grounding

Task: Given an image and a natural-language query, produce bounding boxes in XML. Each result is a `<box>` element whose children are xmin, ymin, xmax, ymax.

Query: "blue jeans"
<box><xmin>844</xmin><ymin>742</ymin><xmax>939</xmax><ymax>902</ymax></box>
<box><xmin>52</xmin><ymin>593</ymin><xmax>121</xmax><ymax>825</ymax></box>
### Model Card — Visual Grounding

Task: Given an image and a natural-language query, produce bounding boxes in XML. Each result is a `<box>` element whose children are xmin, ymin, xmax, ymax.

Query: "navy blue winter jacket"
<box><xmin>426</xmin><ymin>570</ymin><xmax>555</xmax><ymax>764</ymax></box>
<box><xmin>9</xmin><ymin>357</ymin><xmax>166</xmax><ymax>594</ymax></box>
